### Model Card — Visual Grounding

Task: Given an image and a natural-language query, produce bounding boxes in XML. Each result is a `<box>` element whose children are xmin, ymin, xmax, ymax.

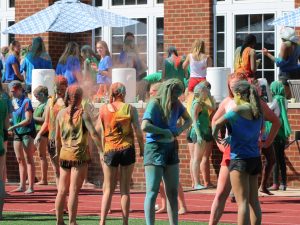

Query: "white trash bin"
<box><xmin>206</xmin><ymin>67</ymin><xmax>231</xmax><ymax>103</ymax></box>
<box><xmin>112</xmin><ymin>68</ymin><xmax>136</xmax><ymax>103</ymax></box>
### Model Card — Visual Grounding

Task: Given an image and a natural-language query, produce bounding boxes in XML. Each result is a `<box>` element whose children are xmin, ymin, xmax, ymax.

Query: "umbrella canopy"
<box><xmin>3</xmin><ymin>0</ymin><xmax>138</xmax><ymax>34</ymax></box>
<box><xmin>269</xmin><ymin>8</ymin><xmax>300</xmax><ymax>26</ymax></box>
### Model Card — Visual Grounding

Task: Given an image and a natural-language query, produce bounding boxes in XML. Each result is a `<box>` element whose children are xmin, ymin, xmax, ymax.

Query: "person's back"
<box><xmin>189</xmin><ymin>53</ymin><xmax>208</xmax><ymax>78</ymax></box>
<box><xmin>279</xmin><ymin>42</ymin><xmax>300</xmax><ymax>73</ymax></box>
<box><xmin>164</xmin><ymin>55</ymin><xmax>185</xmax><ymax>84</ymax></box>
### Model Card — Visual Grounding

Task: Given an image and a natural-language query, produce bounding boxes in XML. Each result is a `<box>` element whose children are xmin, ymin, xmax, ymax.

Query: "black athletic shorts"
<box><xmin>229</xmin><ymin>157</ymin><xmax>262</xmax><ymax>175</ymax></box>
<box><xmin>104</xmin><ymin>147</ymin><xmax>135</xmax><ymax>167</ymax></box>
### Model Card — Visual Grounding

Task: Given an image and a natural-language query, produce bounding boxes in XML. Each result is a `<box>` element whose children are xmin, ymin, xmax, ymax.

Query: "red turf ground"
<box><xmin>4</xmin><ymin>185</ymin><xmax>300</xmax><ymax>225</ymax></box>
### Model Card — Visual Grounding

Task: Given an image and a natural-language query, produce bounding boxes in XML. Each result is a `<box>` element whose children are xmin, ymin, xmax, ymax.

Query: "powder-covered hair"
<box><xmin>154</xmin><ymin>78</ymin><xmax>184</xmax><ymax>122</ymax></box>
<box><xmin>227</xmin><ymin>73</ymin><xmax>248</xmax><ymax>98</ymax></box>
<box><xmin>233</xmin><ymin>80</ymin><xmax>262</xmax><ymax>119</ymax></box>
<box><xmin>193</xmin><ymin>82</ymin><xmax>209</xmax><ymax>101</ymax></box>
<box><xmin>52</xmin><ymin>75</ymin><xmax>68</xmax><ymax>106</ymax></box>
<box><xmin>64</xmin><ymin>85</ymin><xmax>83</xmax><ymax>126</ymax></box>
<box><xmin>58</xmin><ymin>42</ymin><xmax>79</xmax><ymax>65</ymax></box>
<box><xmin>109</xmin><ymin>82</ymin><xmax>126</xmax><ymax>103</ymax></box>
<box><xmin>33</xmin><ymin>85</ymin><xmax>48</xmax><ymax>98</ymax></box>
<box><xmin>191</xmin><ymin>39</ymin><xmax>205</xmax><ymax>56</ymax></box>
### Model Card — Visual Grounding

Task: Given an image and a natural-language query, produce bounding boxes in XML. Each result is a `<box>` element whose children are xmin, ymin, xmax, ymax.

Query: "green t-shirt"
<box><xmin>143</xmin><ymin>72</ymin><xmax>162</xmax><ymax>84</ymax></box>
<box><xmin>164</xmin><ymin>57</ymin><xmax>186</xmax><ymax>85</ymax></box>
<box><xmin>85</xmin><ymin>57</ymin><xmax>99</xmax><ymax>83</ymax></box>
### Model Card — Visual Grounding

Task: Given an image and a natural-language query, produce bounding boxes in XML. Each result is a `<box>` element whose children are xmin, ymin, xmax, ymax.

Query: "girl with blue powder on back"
<box><xmin>213</xmin><ymin>80</ymin><xmax>263</xmax><ymax>225</ymax></box>
<box><xmin>142</xmin><ymin>79</ymin><xmax>192</xmax><ymax>225</ymax></box>
<box><xmin>20</xmin><ymin>37</ymin><xmax>52</xmax><ymax>96</ymax></box>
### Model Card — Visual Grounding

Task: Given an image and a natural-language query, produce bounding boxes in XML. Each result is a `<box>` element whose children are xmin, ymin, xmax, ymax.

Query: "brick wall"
<box><xmin>6</xmin><ymin>107</ymin><xmax>300</xmax><ymax>189</ymax></box>
<box><xmin>164</xmin><ymin>0</ymin><xmax>213</xmax><ymax>59</ymax></box>
<box><xmin>15</xmin><ymin>0</ymin><xmax>93</xmax><ymax>67</ymax></box>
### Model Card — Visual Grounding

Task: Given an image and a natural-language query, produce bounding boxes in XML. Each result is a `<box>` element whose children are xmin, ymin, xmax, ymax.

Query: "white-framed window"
<box><xmin>9</xmin><ymin>0</ymin><xmax>15</xmax><ymax>8</ymax></box>
<box><xmin>95</xmin><ymin>0</ymin><xmax>102</xmax><ymax>7</ymax></box>
<box><xmin>93</xmin><ymin>2</ymin><xmax>163</xmax><ymax>74</ymax></box>
<box><xmin>111</xmin><ymin>18</ymin><xmax>147</xmax><ymax>67</ymax></box>
<box><xmin>8</xmin><ymin>21</ymin><xmax>15</xmax><ymax>44</ymax></box>
<box><xmin>156</xmin><ymin>17</ymin><xmax>164</xmax><ymax>71</ymax></box>
<box><xmin>214</xmin><ymin>0</ymin><xmax>294</xmax><ymax>83</ymax></box>
<box><xmin>112</xmin><ymin>0</ymin><xmax>147</xmax><ymax>6</ymax></box>
<box><xmin>215</xmin><ymin>15</ymin><xmax>225</xmax><ymax>67</ymax></box>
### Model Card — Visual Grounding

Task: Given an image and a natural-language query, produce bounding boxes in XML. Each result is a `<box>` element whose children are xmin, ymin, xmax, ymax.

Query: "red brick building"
<box><xmin>1</xmin><ymin>0</ymin><xmax>300</xmax><ymax>188</ymax></box>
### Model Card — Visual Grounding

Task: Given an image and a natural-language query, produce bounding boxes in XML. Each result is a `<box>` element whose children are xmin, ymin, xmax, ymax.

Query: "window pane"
<box><xmin>112</xmin><ymin>27</ymin><xmax>123</xmax><ymax>35</ymax></box>
<box><xmin>112</xmin><ymin>36</ymin><xmax>124</xmax><ymax>53</ymax></box>
<box><xmin>217</xmin><ymin>34</ymin><xmax>224</xmax><ymax>51</ymax></box>
<box><xmin>137</xmin><ymin>36</ymin><xmax>147</xmax><ymax>52</ymax></box>
<box><xmin>137</xmin><ymin>0</ymin><xmax>147</xmax><ymax>4</ymax></box>
<box><xmin>125</xmin><ymin>0</ymin><xmax>136</xmax><ymax>4</ymax></box>
<box><xmin>9</xmin><ymin>0</ymin><xmax>15</xmax><ymax>8</ymax></box>
<box><xmin>112</xmin><ymin>0</ymin><xmax>123</xmax><ymax>5</ymax></box>
<box><xmin>254</xmin><ymin>33</ymin><xmax>262</xmax><ymax>50</ymax></box>
<box><xmin>137</xmin><ymin>19</ymin><xmax>147</xmax><ymax>34</ymax></box>
<box><xmin>217</xmin><ymin>16</ymin><xmax>224</xmax><ymax>32</ymax></box>
<box><xmin>250</xmin><ymin>14</ymin><xmax>262</xmax><ymax>32</ymax></box>
<box><xmin>125</xmin><ymin>24</ymin><xmax>135</xmax><ymax>34</ymax></box>
<box><xmin>264</xmin><ymin>54</ymin><xmax>275</xmax><ymax>70</ymax></box>
<box><xmin>8</xmin><ymin>21</ymin><xmax>15</xmax><ymax>44</ymax></box>
<box><xmin>264</xmin><ymin>33</ymin><xmax>274</xmax><ymax>50</ymax></box>
<box><xmin>95</xmin><ymin>27</ymin><xmax>102</xmax><ymax>37</ymax></box>
<box><xmin>156</xmin><ymin>18</ymin><xmax>164</xmax><ymax>71</ymax></box>
<box><xmin>236</xmin><ymin>15</ymin><xmax>248</xmax><ymax>32</ymax></box>
<box><xmin>264</xmin><ymin>14</ymin><xmax>275</xmax><ymax>31</ymax></box>
<box><xmin>217</xmin><ymin>52</ymin><xmax>224</xmax><ymax>67</ymax></box>
<box><xmin>95</xmin><ymin>0</ymin><xmax>102</xmax><ymax>6</ymax></box>
<box><xmin>235</xmin><ymin>33</ymin><xmax>247</xmax><ymax>49</ymax></box>
<box><xmin>157</xmin><ymin>0</ymin><xmax>164</xmax><ymax>3</ymax></box>
<box><xmin>264</xmin><ymin>71</ymin><xmax>275</xmax><ymax>84</ymax></box>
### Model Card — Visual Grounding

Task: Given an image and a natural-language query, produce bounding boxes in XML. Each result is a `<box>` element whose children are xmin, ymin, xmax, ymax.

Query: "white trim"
<box><xmin>0</xmin><ymin>0</ymin><xmax>15</xmax><ymax>47</ymax></box>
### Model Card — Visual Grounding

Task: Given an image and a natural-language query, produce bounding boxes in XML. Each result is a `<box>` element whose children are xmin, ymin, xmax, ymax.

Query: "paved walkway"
<box><xmin>4</xmin><ymin>184</ymin><xmax>300</xmax><ymax>225</ymax></box>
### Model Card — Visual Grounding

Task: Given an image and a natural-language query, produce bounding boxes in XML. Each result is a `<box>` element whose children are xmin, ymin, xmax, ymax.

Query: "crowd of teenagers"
<box><xmin>0</xmin><ymin>26</ymin><xmax>297</xmax><ymax>225</ymax></box>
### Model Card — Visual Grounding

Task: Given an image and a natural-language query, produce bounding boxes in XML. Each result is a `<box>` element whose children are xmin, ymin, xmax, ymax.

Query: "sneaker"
<box><xmin>279</xmin><ymin>184</ymin><xmax>287</xmax><ymax>191</ymax></box>
<box><xmin>193</xmin><ymin>184</ymin><xmax>206</xmax><ymax>190</ymax></box>
<box><xmin>268</xmin><ymin>184</ymin><xmax>279</xmax><ymax>191</ymax></box>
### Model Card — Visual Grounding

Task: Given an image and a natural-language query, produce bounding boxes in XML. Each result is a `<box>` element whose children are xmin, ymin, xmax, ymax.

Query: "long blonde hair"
<box><xmin>9</xmin><ymin>40</ymin><xmax>20</xmax><ymax>57</ymax></box>
<box><xmin>96</xmin><ymin>41</ymin><xmax>111</xmax><ymax>57</ymax></box>
<box><xmin>191</xmin><ymin>39</ymin><xmax>205</xmax><ymax>60</ymax></box>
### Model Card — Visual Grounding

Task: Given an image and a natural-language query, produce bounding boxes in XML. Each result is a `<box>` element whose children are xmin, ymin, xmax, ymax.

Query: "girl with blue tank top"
<box><xmin>212</xmin><ymin>80</ymin><xmax>263</xmax><ymax>225</ymax></box>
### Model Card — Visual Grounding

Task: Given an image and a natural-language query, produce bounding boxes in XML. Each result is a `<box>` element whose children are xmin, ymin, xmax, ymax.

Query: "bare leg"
<box><xmin>156</xmin><ymin>182</ymin><xmax>166</xmax><ymax>213</ymax></box>
<box><xmin>36</xmin><ymin>136</ymin><xmax>48</xmax><ymax>185</ymax></box>
<box><xmin>259</xmin><ymin>145</ymin><xmax>275</xmax><ymax>195</ymax></box>
<box><xmin>188</xmin><ymin>142</ymin><xmax>195</xmax><ymax>188</ymax></box>
<box><xmin>22</xmin><ymin>136</ymin><xmax>36</xmax><ymax>193</ymax></box>
<box><xmin>11</xmin><ymin>141</ymin><xmax>26</xmax><ymax>192</ymax></box>
<box><xmin>230</xmin><ymin>170</ymin><xmax>250</xmax><ymax>225</ymax></box>
<box><xmin>192</xmin><ymin>141</ymin><xmax>205</xmax><ymax>188</ymax></box>
<box><xmin>201</xmin><ymin>141</ymin><xmax>213</xmax><ymax>187</ymax></box>
<box><xmin>50</xmin><ymin>156</ymin><xmax>60</xmax><ymax>188</ymax></box>
<box><xmin>119</xmin><ymin>164</ymin><xmax>135</xmax><ymax>225</ymax></box>
<box><xmin>209</xmin><ymin>166</ymin><xmax>231</xmax><ymax>225</ymax></box>
<box><xmin>249</xmin><ymin>175</ymin><xmax>261</xmax><ymax>225</ymax></box>
<box><xmin>55</xmin><ymin>167</ymin><xmax>71</xmax><ymax>225</ymax></box>
<box><xmin>178</xmin><ymin>183</ymin><xmax>187</xmax><ymax>215</ymax></box>
<box><xmin>99</xmin><ymin>163</ymin><xmax>118</xmax><ymax>225</ymax></box>
<box><xmin>68</xmin><ymin>164</ymin><xmax>87</xmax><ymax>225</ymax></box>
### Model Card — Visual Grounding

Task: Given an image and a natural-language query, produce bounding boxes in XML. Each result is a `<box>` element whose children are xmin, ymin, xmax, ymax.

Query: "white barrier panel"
<box><xmin>112</xmin><ymin>68</ymin><xmax>136</xmax><ymax>103</ymax></box>
<box><xmin>206</xmin><ymin>67</ymin><xmax>231</xmax><ymax>103</ymax></box>
<box><xmin>31</xmin><ymin>69</ymin><xmax>55</xmax><ymax>104</ymax></box>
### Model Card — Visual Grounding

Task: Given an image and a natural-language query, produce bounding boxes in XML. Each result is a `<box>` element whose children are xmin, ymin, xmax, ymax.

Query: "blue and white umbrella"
<box><xmin>269</xmin><ymin>8</ymin><xmax>300</xmax><ymax>26</ymax></box>
<box><xmin>3</xmin><ymin>0</ymin><xmax>138</xmax><ymax>34</ymax></box>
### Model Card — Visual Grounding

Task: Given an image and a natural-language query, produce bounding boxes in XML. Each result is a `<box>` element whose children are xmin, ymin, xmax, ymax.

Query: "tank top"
<box><xmin>58</xmin><ymin>108</ymin><xmax>90</xmax><ymax>163</ymax></box>
<box><xmin>235</xmin><ymin>47</ymin><xmax>254</xmax><ymax>77</ymax></box>
<box><xmin>33</xmin><ymin>101</ymin><xmax>47</xmax><ymax>131</ymax></box>
<box><xmin>189</xmin><ymin>53</ymin><xmax>208</xmax><ymax>78</ymax></box>
<box><xmin>100</xmin><ymin>103</ymin><xmax>134</xmax><ymax>153</ymax></box>
<box><xmin>48</xmin><ymin>97</ymin><xmax>65</xmax><ymax>140</ymax></box>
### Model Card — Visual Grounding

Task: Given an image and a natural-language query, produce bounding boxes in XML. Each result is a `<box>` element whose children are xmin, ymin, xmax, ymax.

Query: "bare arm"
<box><xmin>250</xmin><ymin>49</ymin><xmax>257</xmax><ymax>74</ymax></box>
<box><xmin>141</xmin><ymin>119</ymin><xmax>172</xmax><ymax>137</ymax></box>
<box><xmin>33</xmin><ymin>106</ymin><xmax>46</xmax><ymax>124</ymax></box>
<box><xmin>12</xmin><ymin>63</ymin><xmax>24</xmax><ymax>81</ymax></box>
<box><xmin>192</xmin><ymin>102</ymin><xmax>202</xmax><ymax>141</ymax></box>
<box><xmin>36</xmin><ymin>102</ymin><xmax>50</xmax><ymax>136</ymax></box>
<box><xmin>131</xmin><ymin>106</ymin><xmax>144</xmax><ymax>156</ymax></box>
<box><xmin>83</xmin><ymin>112</ymin><xmax>103</xmax><ymax>152</ymax></box>
<box><xmin>182</xmin><ymin>55</ymin><xmax>190</xmax><ymax>70</ymax></box>
<box><xmin>55</xmin><ymin>112</ymin><xmax>62</xmax><ymax>158</ymax></box>
<box><xmin>262</xmin><ymin>48</ymin><xmax>275</xmax><ymax>62</ymax></box>
<box><xmin>261</xmin><ymin>100</ymin><xmax>280</xmax><ymax>148</ymax></box>
<box><xmin>207</xmin><ymin>56</ymin><xmax>213</xmax><ymax>67</ymax></box>
<box><xmin>8</xmin><ymin>110</ymin><xmax>32</xmax><ymax>131</ymax></box>
<box><xmin>176</xmin><ymin>110</ymin><xmax>192</xmax><ymax>136</ymax></box>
